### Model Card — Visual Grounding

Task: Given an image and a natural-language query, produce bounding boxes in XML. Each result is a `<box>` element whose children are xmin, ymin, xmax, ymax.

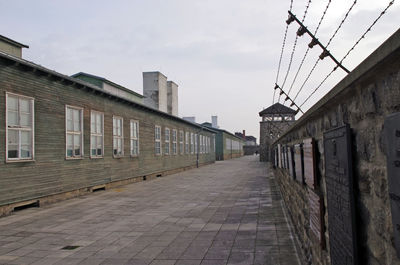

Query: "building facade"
<box><xmin>0</xmin><ymin>39</ymin><xmax>216</xmax><ymax>216</ymax></box>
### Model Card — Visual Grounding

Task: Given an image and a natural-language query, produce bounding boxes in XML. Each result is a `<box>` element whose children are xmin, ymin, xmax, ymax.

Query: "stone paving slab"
<box><xmin>0</xmin><ymin>156</ymin><xmax>302</xmax><ymax>265</ymax></box>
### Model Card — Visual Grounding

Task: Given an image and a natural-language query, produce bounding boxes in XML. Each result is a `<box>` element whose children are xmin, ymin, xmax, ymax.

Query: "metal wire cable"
<box><xmin>292</xmin><ymin>0</ymin><xmax>357</xmax><ymax>102</ymax></box>
<box><xmin>273</xmin><ymin>0</ymin><xmax>294</xmax><ymax>104</ymax></box>
<box><xmin>299</xmin><ymin>0</ymin><xmax>395</xmax><ymax>108</ymax></box>
<box><xmin>278</xmin><ymin>0</ymin><xmax>312</xmax><ymax>103</ymax></box>
<box><xmin>286</xmin><ymin>0</ymin><xmax>332</xmax><ymax>99</ymax></box>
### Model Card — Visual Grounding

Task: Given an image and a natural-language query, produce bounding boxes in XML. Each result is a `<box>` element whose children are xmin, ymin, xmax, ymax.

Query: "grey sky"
<box><xmin>1</xmin><ymin>0</ymin><xmax>399</xmax><ymax>141</ymax></box>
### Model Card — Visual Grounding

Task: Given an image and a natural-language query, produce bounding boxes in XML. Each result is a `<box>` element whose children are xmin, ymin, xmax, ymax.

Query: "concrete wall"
<box><xmin>273</xmin><ymin>30</ymin><xmax>400</xmax><ymax>265</ymax></box>
<box><xmin>167</xmin><ymin>81</ymin><xmax>178</xmax><ymax>116</ymax></box>
<box><xmin>0</xmin><ymin>59</ymin><xmax>216</xmax><ymax>216</ymax></box>
<box><xmin>0</xmin><ymin>40</ymin><xmax>22</xmax><ymax>58</ymax></box>
<box><xmin>143</xmin><ymin>72</ymin><xmax>167</xmax><ymax>112</ymax></box>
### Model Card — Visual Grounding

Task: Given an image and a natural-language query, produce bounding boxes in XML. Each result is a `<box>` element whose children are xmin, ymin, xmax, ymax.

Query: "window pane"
<box><xmin>8</xmin><ymin>144</ymin><xmax>18</xmax><ymax>158</ymax></box>
<box><xmin>20</xmin><ymin>113</ymin><xmax>31</xmax><ymax>126</ymax></box>
<box><xmin>8</xmin><ymin>130</ymin><xmax>18</xmax><ymax>145</ymax></box>
<box><xmin>74</xmin><ymin>134</ymin><xmax>81</xmax><ymax>155</ymax></box>
<box><xmin>8</xmin><ymin>111</ymin><xmax>18</xmax><ymax>126</ymax></box>
<box><xmin>20</xmin><ymin>99</ymin><xmax>30</xmax><ymax>113</ymax></box>
<box><xmin>91</xmin><ymin>135</ymin><xmax>96</xmax><ymax>150</ymax></box>
<box><xmin>8</xmin><ymin>96</ymin><xmax>18</xmax><ymax>111</ymax></box>
<box><xmin>73</xmin><ymin>110</ymin><xmax>80</xmax><ymax>132</ymax></box>
<box><xmin>91</xmin><ymin>148</ymin><xmax>97</xmax><ymax>156</ymax></box>
<box><xmin>96</xmin><ymin>114</ymin><xmax>102</xmax><ymax>134</ymax></box>
<box><xmin>91</xmin><ymin>113</ymin><xmax>95</xmax><ymax>133</ymax></box>
<box><xmin>67</xmin><ymin>134</ymin><xmax>73</xmax><ymax>146</ymax></box>
<box><xmin>67</xmin><ymin>148</ymin><xmax>73</xmax><ymax>157</ymax></box>
<box><xmin>21</xmin><ymin>145</ymin><xmax>31</xmax><ymax>158</ymax></box>
<box><xmin>21</xmin><ymin>131</ymin><xmax>31</xmax><ymax>145</ymax></box>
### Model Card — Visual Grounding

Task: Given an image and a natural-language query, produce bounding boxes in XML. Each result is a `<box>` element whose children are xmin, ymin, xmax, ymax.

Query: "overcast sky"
<box><xmin>1</xmin><ymin>0</ymin><xmax>399</xmax><ymax>141</ymax></box>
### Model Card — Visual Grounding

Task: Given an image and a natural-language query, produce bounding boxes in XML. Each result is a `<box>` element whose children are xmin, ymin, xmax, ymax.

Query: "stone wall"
<box><xmin>273</xmin><ymin>29</ymin><xmax>400</xmax><ymax>265</ymax></box>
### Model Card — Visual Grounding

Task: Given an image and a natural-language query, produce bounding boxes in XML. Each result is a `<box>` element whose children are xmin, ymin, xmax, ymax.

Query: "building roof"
<box><xmin>71</xmin><ymin>72</ymin><xmax>144</xmax><ymax>98</ymax></box>
<box><xmin>0</xmin><ymin>51</ymin><xmax>215</xmax><ymax>134</ymax></box>
<box><xmin>202</xmin><ymin>124</ymin><xmax>244</xmax><ymax>141</ymax></box>
<box><xmin>0</xmin><ymin>35</ymin><xmax>29</xmax><ymax>48</ymax></box>
<box><xmin>259</xmin><ymin>103</ymin><xmax>297</xmax><ymax>116</ymax></box>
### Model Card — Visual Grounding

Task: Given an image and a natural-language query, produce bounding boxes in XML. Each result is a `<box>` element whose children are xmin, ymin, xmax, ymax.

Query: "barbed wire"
<box><xmin>278</xmin><ymin>0</ymin><xmax>312</xmax><ymax>103</ymax></box>
<box><xmin>273</xmin><ymin>0</ymin><xmax>294</xmax><ymax>104</ymax></box>
<box><xmin>292</xmin><ymin>0</ymin><xmax>358</xmax><ymax>102</ymax></box>
<box><xmin>285</xmin><ymin>0</ymin><xmax>332</xmax><ymax>100</ymax></box>
<box><xmin>299</xmin><ymin>0</ymin><xmax>395</xmax><ymax>108</ymax></box>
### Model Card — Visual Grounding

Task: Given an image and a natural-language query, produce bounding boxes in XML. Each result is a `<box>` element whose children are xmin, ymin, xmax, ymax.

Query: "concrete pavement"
<box><xmin>0</xmin><ymin>156</ymin><xmax>302</xmax><ymax>265</ymax></box>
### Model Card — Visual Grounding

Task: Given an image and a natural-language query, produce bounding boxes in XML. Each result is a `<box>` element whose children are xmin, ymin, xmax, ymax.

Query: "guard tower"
<box><xmin>259</xmin><ymin>103</ymin><xmax>296</xmax><ymax>162</ymax></box>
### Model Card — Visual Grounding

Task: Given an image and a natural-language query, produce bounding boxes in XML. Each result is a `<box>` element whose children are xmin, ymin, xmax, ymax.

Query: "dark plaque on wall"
<box><xmin>278</xmin><ymin>144</ymin><xmax>282</xmax><ymax>168</ymax></box>
<box><xmin>288</xmin><ymin>146</ymin><xmax>295</xmax><ymax>179</ymax></box>
<box><xmin>303</xmin><ymin>138</ymin><xmax>317</xmax><ymax>189</ymax></box>
<box><xmin>282</xmin><ymin>146</ymin><xmax>287</xmax><ymax>169</ymax></box>
<box><xmin>384</xmin><ymin>113</ymin><xmax>400</xmax><ymax>258</ymax></box>
<box><xmin>308</xmin><ymin>188</ymin><xmax>324</xmax><ymax>246</ymax></box>
<box><xmin>324</xmin><ymin>124</ymin><xmax>357</xmax><ymax>265</ymax></box>
<box><xmin>294</xmin><ymin>144</ymin><xmax>303</xmax><ymax>183</ymax></box>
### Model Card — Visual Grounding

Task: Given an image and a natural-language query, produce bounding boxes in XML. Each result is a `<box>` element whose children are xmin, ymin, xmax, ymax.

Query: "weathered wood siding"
<box><xmin>0</xmin><ymin>60</ymin><xmax>215</xmax><ymax>207</ymax></box>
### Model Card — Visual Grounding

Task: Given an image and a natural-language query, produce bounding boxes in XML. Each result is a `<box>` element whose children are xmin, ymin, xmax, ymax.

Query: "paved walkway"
<box><xmin>0</xmin><ymin>156</ymin><xmax>301</xmax><ymax>265</ymax></box>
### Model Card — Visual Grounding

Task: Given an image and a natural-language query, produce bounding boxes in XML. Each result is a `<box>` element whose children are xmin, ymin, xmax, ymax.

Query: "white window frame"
<box><xmin>113</xmin><ymin>116</ymin><xmax>124</xmax><ymax>157</ymax></box>
<box><xmin>6</xmin><ymin>92</ymin><xmax>35</xmax><ymax>161</ymax></box>
<box><xmin>195</xmin><ymin>134</ymin><xmax>198</xmax><ymax>154</ymax></box>
<box><xmin>191</xmin><ymin>133</ymin><xmax>194</xmax><ymax>154</ymax></box>
<box><xmin>155</xmin><ymin>125</ymin><xmax>162</xmax><ymax>155</ymax></box>
<box><xmin>130</xmin><ymin>119</ymin><xmax>139</xmax><ymax>157</ymax></box>
<box><xmin>185</xmin><ymin>132</ymin><xmax>189</xmax><ymax>154</ymax></box>
<box><xmin>65</xmin><ymin>105</ymin><xmax>84</xmax><ymax>159</ymax></box>
<box><xmin>172</xmin><ymin>129</ymin><xmax>177</xmax><ymax>155</ymax></box>
<box><xmin>179</xmin><ymin>130</ymin><xmax>184</xmax><ymax>155</ymax></box>
<box><xmin>90</xmin><ymin>110</ymin><xmax>104</xmax><ymax>159</ymax></box>
<box><xmin>165</xmin><ymin>127</ymin><xmax>170</xmax><ymax>155</ymax></box>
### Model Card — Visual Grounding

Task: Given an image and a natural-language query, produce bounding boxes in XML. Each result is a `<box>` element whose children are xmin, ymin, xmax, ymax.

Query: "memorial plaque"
<box><xmin>303</xmin><ymin>138</ymin><xmax>317</xmax><ymax>189</ymax></box>
<box><xmin>384</xmin><ymin>113</ymin><xmax>400</xmax><ymax>258</ymax></box>
<box><xmin>288</xmin><ymin>146</ymin><xmax>295</xmax><ymax>179</ymax></box>
<box><xmin>324</xmin><ymin>125</ymin><xmax>357</xmax><ymax>265</ymax></box>
<box><xmin>278</xmin><ymin>144</ymin><xmax>282</xmax><ymax>168</ymax></box>
<box><xmin>308</xmin><ymin>188</ymin><xmax>324</xmax><ymax>245</ymax></box>
<box><xmin>294</xmin><ymin>143</ymin><xmax>303</xmax><ymax>184</ymax></box>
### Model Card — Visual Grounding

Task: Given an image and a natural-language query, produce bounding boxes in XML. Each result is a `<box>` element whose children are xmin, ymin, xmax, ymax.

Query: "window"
<box><xmin>199</xmin><ymin>135</ymin><xmax>203</xmax><ymax>154</ymax></box>
<box><xmin>130</xmin><ymin>120</ymin><xmax>139</xmax><ymax>156</ymax></box>
<box><xmin>165</xmin><ymin>128</ymin><xmax>170</xmax><ymax>155</ymax></box>
<box><xmin>191</xmin><ymin>133</ymin><xmax>194</xmax><ymax>154</ymax></box>
<box><xmin>194</xmin><ymin>134</ymin><xmax>198</xmax><ymax>154</ymax></box>
<box><xmin>179</xmin><ymin>130</ymin><xmax>184</xmax><ymax>155</ymax></box>
<box><xmin>172</xmin><ymin>129</ymin><xmax>177</xmax><ymax>155</ymax></box>
<box><xmin>155</xmin><ymin>125</ymin><xmax>161</xmax><ymax>155</ymax></box>
<box><xmin>90</xmin><ymin>111</ymin><xmax>103</xmax><ymax>158</ymax></box>
<box><xmin>6</xmin><ymin>93</ymin><xmax>34</xmax><ymax>161</ymax></box>
<box><xmin>66</xmin><ymin>106</ymin><xmax>83</xmax><ymax>158</ymax></box>
<box><xmin>185</xmin><ymin>132</ymin><xmax>189</xmax><ymax>154</ymax></box>
<box><xmin>113</xmin><ymin>116</ymin><xmax>123</xmax><ymax>157</ymax></box>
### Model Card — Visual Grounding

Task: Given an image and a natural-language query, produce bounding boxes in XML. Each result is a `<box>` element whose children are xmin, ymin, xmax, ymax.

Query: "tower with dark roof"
<box><xmin>259</xmin><ymin>103</ymin><xmax>296</xmax><ymax>162</ymax></box>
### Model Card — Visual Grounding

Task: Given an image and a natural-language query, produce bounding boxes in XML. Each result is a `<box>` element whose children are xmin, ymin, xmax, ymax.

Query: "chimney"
<box><xmin>143</xmin><ymin>72</ymin><xmax>168</xmax><ymax>112</ymax></box>
<box><xmin>242</xmin><ymin>130</ymin><xmax>246</xmax><ymax>139</ymax></box>
<box><xmin>211</xmin><ymin>116</ymin><xmax>219</xmax><ymax>128</ymax></box>
<box><xmin>167</xmin><ymin>81</ymin><xmax>178</xmax><ymax>116</ymax></box>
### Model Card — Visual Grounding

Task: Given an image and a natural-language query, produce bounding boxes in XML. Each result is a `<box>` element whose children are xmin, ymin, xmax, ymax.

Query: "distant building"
<box><xmin>259</xmin><ymin>103</ymin><xmax>296</xmax><ymax>162</ymax></box>
<box><xmin>202</xmin><ymin>124</ymin><xmax>244</xmax><ymax>161</ymax></box>
<box><xmin>183</xmin><ymin>116</ymin><xmax>196</xmax><ymax>123</ymax></box>
<box><xmin>71</xmin><ymin>72</ymin><xmax>144</xmax><ymax>104</ymax></box>
<box><xmin>235</xmin><ymin>130</ymin><xmax>257</xmax><ymax>146</ymax></box>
